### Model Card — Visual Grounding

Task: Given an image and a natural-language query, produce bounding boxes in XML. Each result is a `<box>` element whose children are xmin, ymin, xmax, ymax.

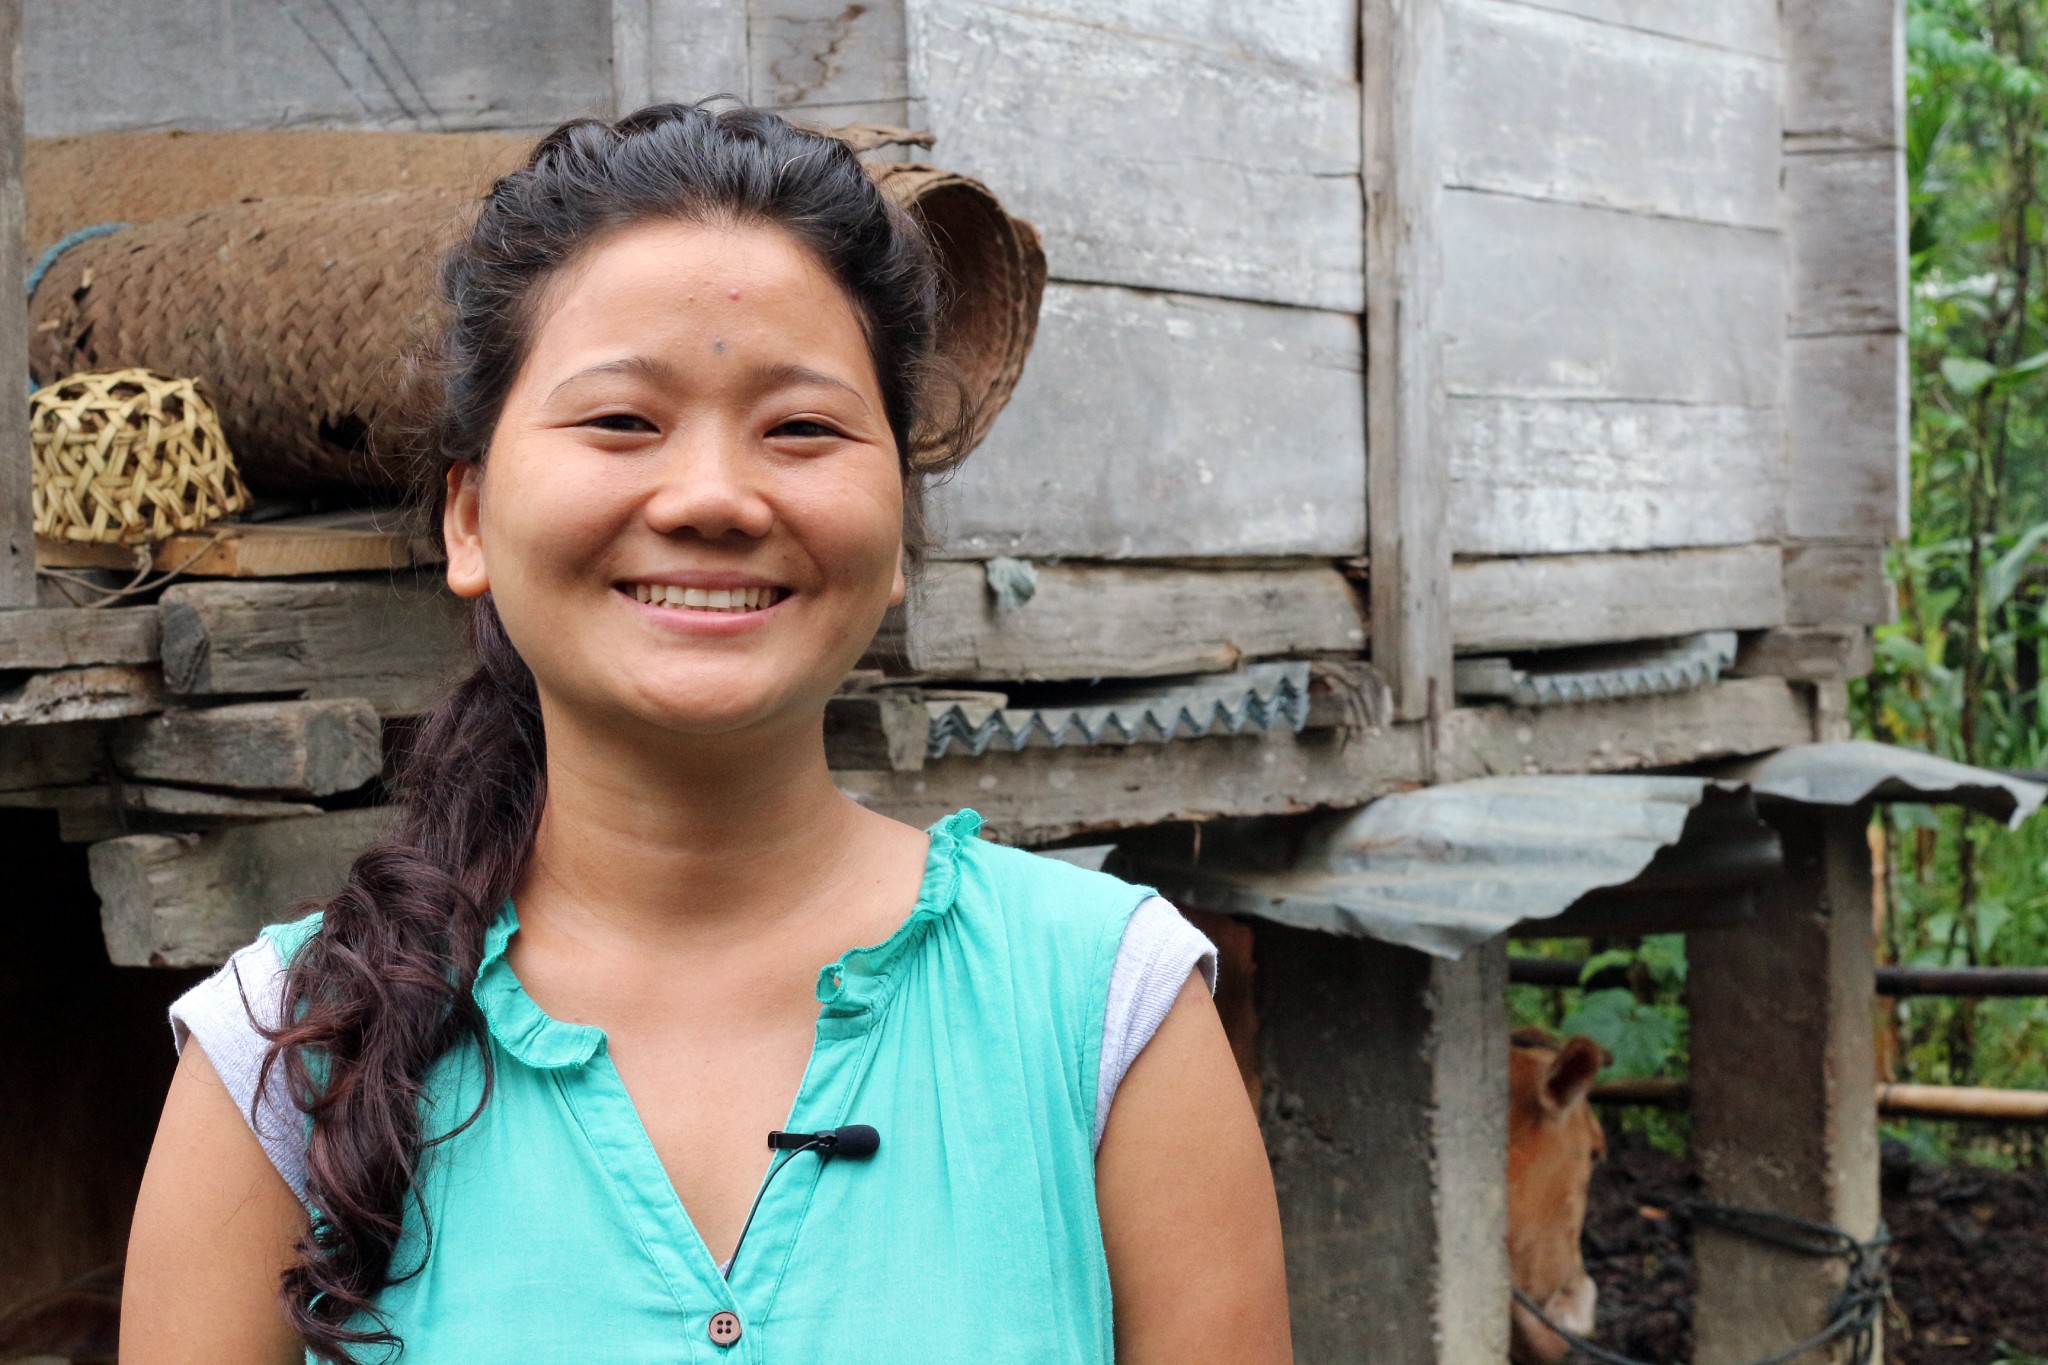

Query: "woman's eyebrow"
<box><xmin>546</xmin><ymin>354</ymin><xmax>677</xmax><ymax>402</ymax></box>
<box><xmin>754</xmin><ymin>361</ymin><xmax>869</xmax><ymax>408</ymax></box>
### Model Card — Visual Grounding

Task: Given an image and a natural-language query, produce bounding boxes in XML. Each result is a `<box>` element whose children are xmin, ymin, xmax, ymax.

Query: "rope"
<box><xmin>1515</xmin><ymin>1199</ymin><xmax>1890</xmax><ymax>1365</ymax></box>
<box><xmin>25</xmin><ymin>222</ymin><xmax>127</xmax><ymax>299</ymax></box>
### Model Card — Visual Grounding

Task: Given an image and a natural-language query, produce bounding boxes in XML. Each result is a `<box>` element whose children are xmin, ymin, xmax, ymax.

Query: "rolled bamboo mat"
<box><xmin>25</xmin><ymin>129</ymin><xmax>529</xmax><ymax>258</ymax></box>
<box><xmin>26</xmin><ymin>132</ymin><xmax>1043</xmax><ymax>498</ymax></box>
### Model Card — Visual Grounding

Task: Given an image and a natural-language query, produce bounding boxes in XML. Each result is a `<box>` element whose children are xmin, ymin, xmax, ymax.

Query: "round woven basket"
<box><xmin>31</xmin><ymin>367</ymin><xmax>250</xmax><ymax>545</ymax></box>
<box><xmin>26</xmin><ymin>132</ymin><xmax>1044</xmax><ymax>498</ymax></box>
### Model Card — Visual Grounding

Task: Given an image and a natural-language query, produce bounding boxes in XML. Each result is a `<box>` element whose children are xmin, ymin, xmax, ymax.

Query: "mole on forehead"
<box><xmin>713</xmin><ymin>339</ymin><xmax>726</xmax><ymax>354</ymax></box>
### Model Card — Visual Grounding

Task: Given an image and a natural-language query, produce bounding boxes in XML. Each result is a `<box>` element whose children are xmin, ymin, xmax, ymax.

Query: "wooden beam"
<box><xmin>1783</xmin><ymin>542</ymin><xmax>1894</xmax><ymax>627</ymax></box>
<box><xmin>158</xmin><ymin>575</ymin><xmax>472</xmax><ymax>716</ymax></box>
<box><xmin>1364</xmin><ymin>0</ymin><xmax>1451</xmax><ymax>722</ymax></box>
<box><xmin>91</xmin><ymin>807</ymin><xmax>393</xmax><ymax>968</ymax></box>
<box><xmin>869</xmin><ymin>561</ymin><xmax>1366</xmax><ymax>682</ymax></box>
<box><xmin>1451</xmin><ymin>545</ymin><xmax>1786</xmax><ymax>652</ymax></box>
<box><xmin>0</xmin><ymin>666</ymin><xmax>163</xmax><ymax>726</ymax></box>
<box><xmin>0</xmin><ymin>606</ymin><xmax>159</xmax><ymax>669</ymax></box>
<box><xmin>36</xmin><ymin>513</ymin><xmax>424</xmax><ymax>579</ymax></box>
<box><xmin>110</xmin><ymin>698</ymin><xmax>382</xmax><ymax>796</ymax></box>
<box><xmin>823</xmin><ymin>693</ymin><xmax>928</xmax><ymax>772</ymax></box>
<box><xmin>1436</xmin><ymin>675</ymin><xmax>1815</xmax><ymax>780</ymax></box>
<box><xmin>1729</xmin><ymin>626</ymin><xmax>1873</xmax><ymax>682</ymax></box>
<box><xmin>0</xmin><ymin>783</ymin><xmax>320</xmax><ymax>819</ymax></box>
<box><xmin>0</xmin><ymin>0</ymin><xmax>28</xmax><ymax>608</ymax></box>
<box><xmin>86</xmin><ymin>678</ymin><xmax>1824</xmax><ymax>967</ymax></box>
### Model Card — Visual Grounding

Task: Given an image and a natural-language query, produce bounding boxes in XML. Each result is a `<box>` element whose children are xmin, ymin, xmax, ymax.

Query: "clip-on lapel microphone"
<box><xmin>724</xmin><ymin>1126</ymin><xmax>881</xmax><ymax>1279</ymax></box>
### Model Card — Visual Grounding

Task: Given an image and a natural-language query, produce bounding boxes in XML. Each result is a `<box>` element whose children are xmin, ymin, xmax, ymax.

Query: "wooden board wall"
<box><xmin>1779</xmin><ymin>0</ymin><xmax>1908</xmax><ymax>626</ymax></box>
<box><xmin>624</xmin><ymin>0</ymin><xmax>1377</xmax><ymax>562</ymax></box>
<box><xmin>1439</xmin><ymin>0</ymin><xmax>1786</xmax><ymax>565</ymax></box>
<box><xmin>25</xmin><ymin>0</ymin><xmax>615</xmax><ymax>136</ymax></box>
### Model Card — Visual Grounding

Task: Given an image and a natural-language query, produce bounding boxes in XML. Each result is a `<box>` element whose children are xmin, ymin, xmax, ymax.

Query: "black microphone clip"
<box><xmin>767</xmin><ymin>1124</ymin><xmax>881</xmax><ymax>1158</ymax></box>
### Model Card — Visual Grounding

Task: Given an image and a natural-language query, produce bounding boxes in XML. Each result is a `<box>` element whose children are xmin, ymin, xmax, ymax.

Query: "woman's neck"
<box><xmin>515</xmin><ymin>699</ymin><xmax>880</xmax><ymax>949</ymax></box>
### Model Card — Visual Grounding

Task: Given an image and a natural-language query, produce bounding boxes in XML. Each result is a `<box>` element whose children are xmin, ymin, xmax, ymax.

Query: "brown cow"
<box><xmin>1508</xmin><ymin>1028</ymin><xmax>1610</xmax><ymax>1364</ymax></box>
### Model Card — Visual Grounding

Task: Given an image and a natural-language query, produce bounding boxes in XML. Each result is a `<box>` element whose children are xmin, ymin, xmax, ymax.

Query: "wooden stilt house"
<box><xmin>0</xmin><ymin>1</ymin><xmax>1967</xmax><ymax>1361</ymax></box>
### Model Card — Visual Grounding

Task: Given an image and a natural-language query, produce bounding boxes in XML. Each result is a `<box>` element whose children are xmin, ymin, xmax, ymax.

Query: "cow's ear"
<box><xmin>1545</xmin><ymin>1035</ymin><xmax>1607</xmax><ymax>1112</ymax></box>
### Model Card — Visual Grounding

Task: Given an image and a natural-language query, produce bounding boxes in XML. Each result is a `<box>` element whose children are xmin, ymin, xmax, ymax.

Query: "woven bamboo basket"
<box><xmin>31</xmin><ymin>368</ymin><xmax>250</xmax><ymax>545</ymax></box>
<box><xmin>25</xmin><ymin>130</ymin><xmax>1044</xmax><ymax>497</ymax></box>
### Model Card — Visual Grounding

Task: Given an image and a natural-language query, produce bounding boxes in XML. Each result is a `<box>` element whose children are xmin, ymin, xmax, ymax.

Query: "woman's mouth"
<box><xmin>620</xmin><ymin>582</ymin><xmax>789</xmax><ymax>614</ymax></box>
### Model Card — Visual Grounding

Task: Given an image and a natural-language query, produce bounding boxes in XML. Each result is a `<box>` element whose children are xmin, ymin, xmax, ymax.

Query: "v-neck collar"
<box><xmin>471</xmin><ymin>808</ymin><xmax>982</xmax><ymax>1069</ymax></box>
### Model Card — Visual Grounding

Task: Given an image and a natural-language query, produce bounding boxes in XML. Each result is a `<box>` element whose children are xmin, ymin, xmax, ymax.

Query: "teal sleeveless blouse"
<box><xmin>265</xmin><ymin>811</ymin><xmax>1153</xmax><ymax>1363</ymax></box>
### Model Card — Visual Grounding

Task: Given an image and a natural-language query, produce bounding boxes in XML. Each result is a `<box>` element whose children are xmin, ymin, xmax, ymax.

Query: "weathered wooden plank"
<box><xmin>919</xmin><ymin>0</ymin><xmax>1357</xmax><ymax>78</ymax></box>
<box><xmin>0</xmin><ymin>783</ymin><xmax>320</xmax><ymax>820</ymax></box>
<box><xmin>928</xmin><ymin>283</ymin><xmax>1366</xmax><ymax>558</ymax></box>
<box><xmin>91</xmin><ymin>807</ymin><xmax>393</xmax><ymax>969</ymax></box>
<box><xmin>24</xmin><ymin>0</ymin><xmax>614</xmax><ymax>137</ymax></box>
<box><xmin>1365</xmin><ymin>0</ymin><xmax>1451</xmax><ymax>723</ymax></box>
<box><xmin>1436</xmin><ymin>676</ymin><xmax>1814</xmax><ymax>780</ymax></box>
<box><xmin>111</xmin><ymin>699</ymin><xmax>382</xmax><ymax>797</ymax></box>
<box><xmin>874</xmin><ymin>561</ymin><xmax>1366</xmax><ymax>681</ymax></box>
<box><xmin>1786</xmin><ymin>332</ymin><xmax>1907</xmax><ymax>543</ymax></box>
<box><xmin>36</xmin><ymin>515</ymin><xmax>423</xmax><ymax>579</ymax></box>
<box><xmin>1785</xmin><ymin>148</ymin><xmax>1907</xmax><ymax>336</ymax></box>
<box><xmin>158</xmin><ymin>576</ymin><xmax>472</xmax><ymax>717</ymax></box>
<box><xmin>0</xmin><ymin>605</ymin><xmax>158</xmax><ymax>668</ymax></box>
<box><xmin>642</xmin><ymin>0</ymin><xmax>749</xmax><ymax>106</ymax></box>
<box><xmin>1783</xmin><ymin>543</ymin><xmax>1894</xmax><ymax>628</ymax></box>
<box><xmin>1444</xmin><ymin>0</ymin><xmax>1779</xmax><ymax>229</ymax></box>
<box><xmin>823</xmin><ymin>692</ymin><xmax>928</xmax><ymax>771</ymax></box>
<box><xmin>904</xmin><ymin>0</ymin><xmax>1363</xmax><ymax>310</ymax></box>
<box><xmin>1497</xmin><ymin>0</ymin><xmax>1777</xmax><ymax>56</ymax></box>
<box><xmin>750</xmin><ymin>0</ymin><xmax>906</xmax><ymax>115</ymax></box>
<box><xmin>1729</xmin><ymin>627</ymin><xmax>1874</xmax><ymax>683</ymax></box>
<box><xmin>0</xmin><ymin>0</ymin><xmax>26</xmax><ymax>609</ymax></box>
<box><xmin>1441</xmin><ymin>190</ymin><xmax>1782</xmax><ymax>405</ymax></box>
<box><xmin>0</xmin><ymin>665</ymin><xmax>163</xmax><ymax>725</ymax></box>
<box><xmin>1447</xmin><ymin>398</ymin><xmax>1782</xmax><ymax>555</ymax></box>
<box><xmin>1450</xmin><ymin>545</ymin><xmax>1786</xmax><ymax>651</ymax></box>
<box><xmin>1782</xmin><ymin>0</ymin><xmax>1904</xmax><ymax>152</ymax></box>
<box><xmin>845</xmin><ymin>676</ymin><xmax>1814</xmax><ymax>842</ymax></box>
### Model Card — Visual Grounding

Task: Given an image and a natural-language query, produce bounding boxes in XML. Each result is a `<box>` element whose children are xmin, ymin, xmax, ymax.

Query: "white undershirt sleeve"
<box><xmin>1094</xmin><ymin>896</ymin><xmax>1218</xmax><ymax>1150</ymax></box>
<box><xmin>168</xmin><ymin>935</ymin><xmax>310</xmax><ymax>1202</ymax></box>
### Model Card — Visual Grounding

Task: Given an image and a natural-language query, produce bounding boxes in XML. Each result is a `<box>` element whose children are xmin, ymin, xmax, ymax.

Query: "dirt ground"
<box><xmin>1583</xmin><ymin>1140</ymin><xmax>2048</xmax><ymax>1363</ymax></box>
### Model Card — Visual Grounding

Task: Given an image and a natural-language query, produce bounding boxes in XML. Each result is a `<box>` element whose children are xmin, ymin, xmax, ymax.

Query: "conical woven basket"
<box><xmin>26</xmin><ymin>130</ymin><xmax>1044</xmax><ymax>498</ymax></box>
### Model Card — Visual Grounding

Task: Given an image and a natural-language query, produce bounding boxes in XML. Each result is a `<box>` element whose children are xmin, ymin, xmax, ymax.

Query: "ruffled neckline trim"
<box><xmin>472</xmin><ymin>809</ymin><xmax>983</xmax><ymax>1069</ymax></box>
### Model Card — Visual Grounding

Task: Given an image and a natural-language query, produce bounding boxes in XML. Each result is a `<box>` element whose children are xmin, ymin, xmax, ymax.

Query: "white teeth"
<box><xmin>626</xmin><ymin>583</ymin><xmax>781</xmax><ymax>613</ymax></box>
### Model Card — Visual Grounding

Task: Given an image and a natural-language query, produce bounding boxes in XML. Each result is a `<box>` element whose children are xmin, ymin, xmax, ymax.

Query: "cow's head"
<box><xmin>1507</xmin><ymin>1029</ymin><xmax>1608</xmax><ymax>1365</ymax></box>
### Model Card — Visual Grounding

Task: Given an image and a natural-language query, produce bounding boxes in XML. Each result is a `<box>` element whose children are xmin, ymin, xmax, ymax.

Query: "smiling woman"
<box><xmin>117</xmin><ymin>103</ymin><xmax>1288</xmax><ymax>1365</ymax></box>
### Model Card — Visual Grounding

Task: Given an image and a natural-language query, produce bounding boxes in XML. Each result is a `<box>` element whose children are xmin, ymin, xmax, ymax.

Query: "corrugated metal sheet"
<box><xmin>1454</xmin><ymin>631</ymin><xmax>1738</xmax><ymax>707</ymax></box>
<box><xmin>927</xmin><ymin>661</ymin><xmax>1309</xmax><ymax>758</ymax></box>
<box><xmin>1120</xmin><ymin>742</ymin><xmax>2047</xmax><ymax>960</ymax></box>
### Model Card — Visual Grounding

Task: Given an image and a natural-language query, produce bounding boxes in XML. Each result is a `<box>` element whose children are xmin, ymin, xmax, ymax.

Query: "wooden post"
<box><xmin>0</xmin><ymin>0</ymin><xmax>30</xmax><ymax>608</ymax></box>
<box><xmin>1256</xmin><ymin>922</ymin><xmax>1509</xmax><ymax>1361</ymax></box>
<box><xmin>1688</xmin><ymin>803</ymin><xmax>1882</xmax><ymax>1364</ymax></box>
<box><xmin>1363</xmin><ymin>0</ymin><xmax>1450</xmax><ymax>726</ymax></box>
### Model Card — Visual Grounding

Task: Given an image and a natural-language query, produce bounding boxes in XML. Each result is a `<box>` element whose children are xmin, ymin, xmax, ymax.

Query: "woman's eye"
<box><xmin>587</xmin><ymin>412</ymin><xmax>657</xmax><ymax>433</ymax></box>
<box><xmin>770</xmin><ymin>418</ymin><xmax>842</xmax><ymax>440</ymax></box>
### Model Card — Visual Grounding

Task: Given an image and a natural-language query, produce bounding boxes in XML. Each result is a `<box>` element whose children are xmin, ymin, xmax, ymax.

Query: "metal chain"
<box><xmin>1514</xmin><ymin>1199</ymin><xmax>1890</xmax><ymax>1365</ymax></box>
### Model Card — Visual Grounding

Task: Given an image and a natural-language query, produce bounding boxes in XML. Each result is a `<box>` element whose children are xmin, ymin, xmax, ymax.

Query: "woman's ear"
<box><xmin>888</xmin><ymin>545</ymin><xmax>907</xmax><ymax>608</ymax></box>
<box><xmin>443</xmin><ymin>462</ymin><xmax>490</xmax><ymax>600</ymax></box>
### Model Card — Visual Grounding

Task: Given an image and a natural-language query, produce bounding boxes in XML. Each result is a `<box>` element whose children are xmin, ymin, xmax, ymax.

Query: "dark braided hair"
<box><xmin>261</xmin><ymin>102</ymin><xmax>959</xmax><ymax>1361</ymax></box>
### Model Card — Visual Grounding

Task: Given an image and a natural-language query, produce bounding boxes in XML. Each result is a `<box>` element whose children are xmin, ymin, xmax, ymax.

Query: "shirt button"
<box><xmin>708</xmin><ymin>1310</ymin><xmax>743</xmax><ymax>1347</ymax></box>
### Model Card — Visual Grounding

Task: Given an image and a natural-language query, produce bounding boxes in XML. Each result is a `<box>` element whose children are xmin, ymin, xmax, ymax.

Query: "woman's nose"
<box><xmin>641</xmin><ymin>429</ymin><xmax>775</xmax><ymax>541</ymax></box>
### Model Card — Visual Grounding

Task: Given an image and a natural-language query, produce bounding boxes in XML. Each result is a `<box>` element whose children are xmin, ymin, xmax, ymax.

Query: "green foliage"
<box><xmin>1860</xmin><ymin>0</ymin><xmax>2048</xmax><ymax>1159</ymax></box>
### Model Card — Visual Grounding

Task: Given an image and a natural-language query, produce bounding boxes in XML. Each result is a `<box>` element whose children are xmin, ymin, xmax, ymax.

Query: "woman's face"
<box><xmin>443</xmin><ymin>219</ymin><xmax>907</xmax><ymax>744</ymax></box>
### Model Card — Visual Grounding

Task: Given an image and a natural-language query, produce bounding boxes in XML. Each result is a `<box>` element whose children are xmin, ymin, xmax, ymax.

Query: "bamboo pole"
<box><xmin>1589</xmin><ymin>1077</ymin><xmax>2048</xmax><ymax>1123</ymax></box>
